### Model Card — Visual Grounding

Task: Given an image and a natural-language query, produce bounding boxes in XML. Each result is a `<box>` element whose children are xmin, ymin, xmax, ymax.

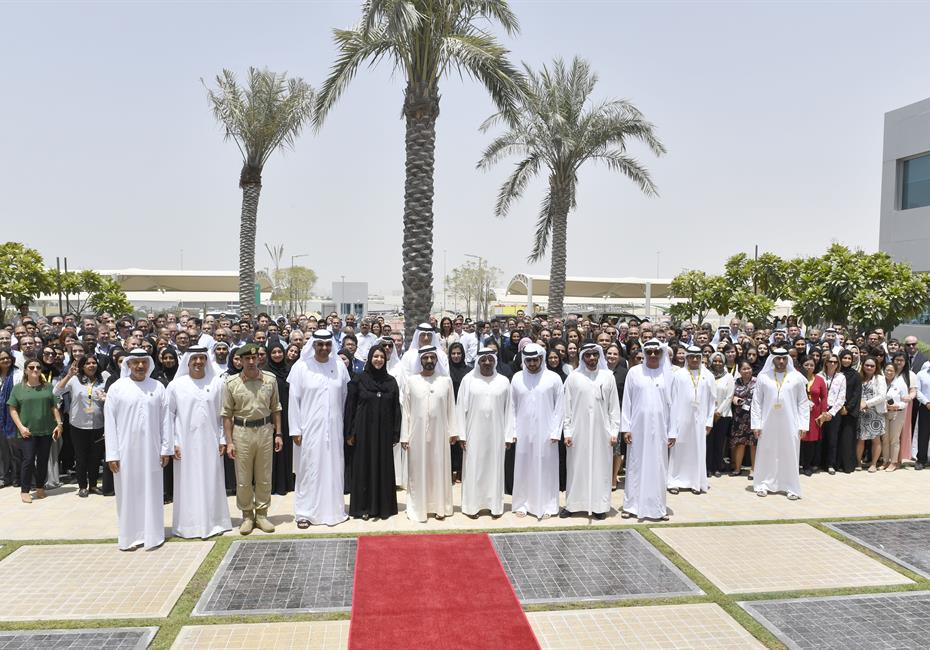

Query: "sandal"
<box><xmin>514</xmin><ymin>510</ymin><xmax>527</xmax><ymax>518</ymax></box>
<box><xmin>540</xmin><ymin>513</ymin><xmax>551</xmax><ymax>520</ymax></box>
<box><xmin>297</xmin><ymin>520</ymin><xmax>310</xmax><ymax>529</ymax></box>
<box><xmin>729</xmin><ymin>471</ymin><xmax>742</xmax><ymax>477</ymax></box>
<box><xmin>620</xmin><ymin>511</ymin><xmax>634</xmax><ymax>519</ymax></box>
<box><xmin>867</xmin><ymin>466</ymin><xmax>877</xmax><ymax>473</ymax></box>
<box><xmin>668</xmin><ymin>487</ymin><xmax>679</xmax><ymax>495</ymax></box>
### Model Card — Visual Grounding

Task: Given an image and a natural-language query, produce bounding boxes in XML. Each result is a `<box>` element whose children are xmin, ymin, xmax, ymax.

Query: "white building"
<box><xmin>879</xmin><ymin>97</ymin><xmax>930</xmax><ymax>339</ymax></box>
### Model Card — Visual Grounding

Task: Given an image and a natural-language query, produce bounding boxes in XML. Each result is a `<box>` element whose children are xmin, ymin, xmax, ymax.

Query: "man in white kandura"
<box><xmin>456</xmin><ymin>347</ymin><xmax>514</xmax><ymax>518</ymax></box>
<box><xmin>667</xmin><ymin>345</ymin><xmax>715</xmax><ymax>496</ymax></box>
<box><xmin>510</xmin><ymin>343</ymin><xmax>564</xmax><ymax>520</ymax></box>
<box><xmin>104</xmin><ymin>349</ymin><xmax>172</xmax><ymax>550</ymax></box>
<box><xmin>288</xmin><ymin>330</ymin><xmax>350</xmax><ymax>527</ymax></box>
<box><xmin>561</xmin><ymin>343</ymin><xmax>621</xmax><ymax>520</ymax></box>
<box><xmin>752</xmin><ymin>347</ymin><xmax>809</xmax><ymax>500</ymax></box>
<box><xmin>401</xmin><ymin>346</ymin><xmax>457</xmax><ymax>522</ymax></box>
<box><xmin>168</xmin><ymin>346</ymin><xmax>231</xmax><ymax>539</ymax></box>
<box><xmin>621</xmin><ymin>339</ymin><xmax>675</xmax><ymax>521</ymax></box>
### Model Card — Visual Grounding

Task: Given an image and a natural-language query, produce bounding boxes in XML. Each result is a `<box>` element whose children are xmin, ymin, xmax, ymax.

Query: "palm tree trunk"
<box><xmin>401</xmin><ymin>81</ymin><xmax>439</xmax><ymax>340</ymax></box>
<box><xmin>238</xmin><ymin>165</ymin><xmax>263</xmax><ymax>319</ymax></box>
<box><xmin>548</xmin><ymin>180</ymin><xmax>571</xmax><ymax>320</ymax></box>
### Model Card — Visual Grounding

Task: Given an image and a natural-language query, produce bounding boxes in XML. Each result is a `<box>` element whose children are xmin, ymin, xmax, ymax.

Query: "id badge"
<box><xmin>84</xmin><ymin>406</ymin><xmax>95</xmax><ymax>414</ymax></box>
<box><xmin>773</xmin><ymin>401</ymin><xmax>783</xmax><ymax>410</ymax></box>
<box><xmin>741</xmin><ymin>403</ymin><xmax>751</xmax><ymax>412</ymax></box>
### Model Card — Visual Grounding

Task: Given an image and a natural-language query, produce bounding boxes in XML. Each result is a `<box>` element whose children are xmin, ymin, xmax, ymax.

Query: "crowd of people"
<box><xmin>2</xmin><ymin>309</ymin><xmax>928</xmax><ymax>550</ymax></box>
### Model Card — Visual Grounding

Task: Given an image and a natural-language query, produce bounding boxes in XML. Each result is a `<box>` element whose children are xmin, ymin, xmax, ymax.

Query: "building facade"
<box><xmin>879</xmin><ymin>97</ymin><xmax>930</xmax><ymax>340</ymax></box>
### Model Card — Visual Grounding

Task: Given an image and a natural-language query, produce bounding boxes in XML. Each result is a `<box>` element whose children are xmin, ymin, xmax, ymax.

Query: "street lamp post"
<box><xmin>290</xmin><ymin>254</ymin><xmax>308</xmax><ymax>316</ymax></box>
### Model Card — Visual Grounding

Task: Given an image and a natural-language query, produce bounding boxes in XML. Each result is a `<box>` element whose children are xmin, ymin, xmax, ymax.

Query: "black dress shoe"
<box><xmin>592</xmin><ymin>512</ymin><xmax>607</xmax><ymax>520</ymax></box>
<box><xmin>78</xmin><ymin>488</ymin><xmax>88</xmax><ymax>498</ymax></box>
<box><xmin>558</xmin><ymin>508</ymin><xmax>571</xmax><ymax>519</ymax></box>
<box><xmin>916</xmin><ymin>463</ymin><xmax>924</xmax><ymax>471</ymax></box>
<box><xmin>88</xmin><ymin>486</ymin><xmax>103</xmax><ymax>495</ymax></box>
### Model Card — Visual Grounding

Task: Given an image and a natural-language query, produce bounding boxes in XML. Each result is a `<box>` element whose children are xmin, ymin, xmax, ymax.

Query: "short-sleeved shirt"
<box><xmin>7</xmin><ymin>382</ymin><xmax>57</xmax><ymax>438</ymax></box>
<box><xmin>222</xmin><ymin>371</ymin><xmax>282</xmax><ymax>421</ymax></box>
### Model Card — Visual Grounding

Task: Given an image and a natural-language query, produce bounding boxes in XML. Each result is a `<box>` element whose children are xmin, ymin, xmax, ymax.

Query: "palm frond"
<box><xmin>528</xmin><ymin>187</ymin><xmax>554</xmax><ymax>263</ymax></box>
<box><xmin>493</xmin><ymin>153</ymin><xmax>541</xmax><ymax>217</ymax></box>
<box><xmin>589</xmin><ymin>149</ymin><xmax>659</xmax><ymax>197</ymax></box>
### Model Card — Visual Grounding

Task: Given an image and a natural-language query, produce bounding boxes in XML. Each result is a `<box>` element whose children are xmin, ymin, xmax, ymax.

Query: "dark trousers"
<box><xmin>837</xmin><ymin>414</ymin><xmax>858</xmax><ymax>473</ymax></box>
<box><xmin>821</xmin><ymin>416</ymin><xmax>842</xmax><ymax>469</ymax></box>
<box><xmin>20</xmin><ymin>435</ymin><xmax>52</xmax><ymax>493</ymax></box>
<box><xmin>0</xmin><ymin>435</ymin><xmax>19</xmax><ymax>483</ymax></box>
<box><xmin>706</xmin><ymin>417</ymin><xmax>731</xmax><ymax>473</ymax></box>
<box><xmin>799</xmin><ymin>440</ymin><xmax>819</xmax><ymax>469</ymax></box>
<box><xmin>70</xmin><ymin>427</ymin><xmax>103</xmax><ymax>489</ymax></box>
<box><xmin>918</xmin><ymin>408</ymin><xmax>930</xmax><ymax>464</ymax></box>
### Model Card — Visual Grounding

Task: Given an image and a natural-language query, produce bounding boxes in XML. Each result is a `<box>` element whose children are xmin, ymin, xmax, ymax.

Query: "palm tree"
<box><xmin>316</xmin><ymin>0</ymin><xmax>523</xmax><ymax>338</ymax></box>
<box><xmin>478</xmin><ymin>57</ymin><xmax>665</xmax><ymax>319</ymax></box>
<box><xmin>206</xmin><ymin>68</ymin><xmax>314</xmax><ymax>318</ymax></box>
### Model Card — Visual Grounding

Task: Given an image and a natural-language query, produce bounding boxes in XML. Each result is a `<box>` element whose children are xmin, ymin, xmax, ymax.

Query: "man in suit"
<box><xmin>905</xmin><ymin>336</ymin><xmax>928</xmax><ymax>437</ymax></box>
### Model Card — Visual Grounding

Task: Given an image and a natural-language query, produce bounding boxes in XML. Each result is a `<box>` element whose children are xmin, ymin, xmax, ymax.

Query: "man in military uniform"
<box><xmin>222</xmin><ymin>343</ymin><xmax>283</xmax><ymax>534</ymax></box>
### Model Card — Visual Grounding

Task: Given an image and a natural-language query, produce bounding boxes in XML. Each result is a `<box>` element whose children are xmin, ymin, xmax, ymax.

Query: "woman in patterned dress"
<box><xmin>729</xmin><ymin>361</ymin><xmax>756</xmax><ymax>477</ymax></box>
<box><xmin>857</xmin><ymin>356</ymin><xmax>887</xmax><ymax>472</ymax></box>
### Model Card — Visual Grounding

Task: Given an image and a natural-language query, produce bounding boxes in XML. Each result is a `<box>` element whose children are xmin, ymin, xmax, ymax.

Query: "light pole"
<box><xmin>464</xmin><ymin>254</ymin><xmax>484</xmax><ymax>320</ymax></box>
<box><xmin>290</xmin><ymin>254</ymin><xmax>308</xmax><ymax>316</ymax></box>
<box><xmin>340</xmin><ymin>274</ymin><xmax>346</xmax><ymax>317</ymax></box>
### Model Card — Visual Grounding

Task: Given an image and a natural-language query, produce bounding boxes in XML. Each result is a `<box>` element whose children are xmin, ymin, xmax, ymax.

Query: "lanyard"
<box><xmin>689</xmin><ymin>369</ymin><xmax>700</xmax><ymax>401</ymax></box>
<box><xmin>775</xmin><ymin>372</ymin><xmax>786</xmax><ymax>401</ymax></box>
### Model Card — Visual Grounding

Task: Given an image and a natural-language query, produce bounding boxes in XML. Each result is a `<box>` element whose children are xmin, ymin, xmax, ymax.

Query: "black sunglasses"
<box><xmin>644</xmin><ymin>349</ymin><xmax>662</xmax><ymax>356</ymax></box>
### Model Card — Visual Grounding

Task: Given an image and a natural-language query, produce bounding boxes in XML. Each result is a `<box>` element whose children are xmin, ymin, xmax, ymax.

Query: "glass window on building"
<box><xmin>902</xmin><ymin>153</ymin><xmax>930</xmax><ymax>210</ymax></box>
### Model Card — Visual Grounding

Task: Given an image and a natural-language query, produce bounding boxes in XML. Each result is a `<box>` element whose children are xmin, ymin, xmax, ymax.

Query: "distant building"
<box><xmin>328</xmin><ymin>281</ymin><xmax>368</xmax><ymax>318</ymax></box>
<box><xmin>879</xmin><ymin>97</ymin><xmax>930</xmax><ymax>339</ymax></box>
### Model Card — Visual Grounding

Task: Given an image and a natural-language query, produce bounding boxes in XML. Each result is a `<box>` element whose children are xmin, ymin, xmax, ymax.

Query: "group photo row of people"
<box><xmin>3</xmin><ymin>310</ymin><xmax>928</xmax><ymax>550</ymax></box>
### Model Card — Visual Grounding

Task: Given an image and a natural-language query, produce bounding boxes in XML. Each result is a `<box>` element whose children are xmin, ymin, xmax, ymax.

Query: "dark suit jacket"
<box><xmin>909</xmin><ymin>351</ymin><xmax>928</xmax><ymax>373</ymax></box>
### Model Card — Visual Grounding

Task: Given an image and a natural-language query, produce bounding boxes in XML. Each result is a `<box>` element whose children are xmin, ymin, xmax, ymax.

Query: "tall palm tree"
<box><xmin>206</xmin><ymin>68</ymin><xmax>314</xmax><ymax>318</ymax></box>
<box><xmin>316</xmin><ymin>0</ymin><xmax>523</xmax><ymax>338</ymax></box>
<box><xmin>478</xmin><ymin>57</ymin><xmax>665</xmax><ymax>319</ymax></box>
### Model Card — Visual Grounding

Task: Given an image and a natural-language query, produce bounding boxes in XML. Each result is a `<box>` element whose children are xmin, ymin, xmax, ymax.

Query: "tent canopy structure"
<box><xmin>99</xmin><ymin>269</ymin><xmax>274</xmax><ymax>293</ymax></box>
<box><xmin>504</xmin><ymin>274</ymin><xmax>673</xmax><ymax>312</ymax></box>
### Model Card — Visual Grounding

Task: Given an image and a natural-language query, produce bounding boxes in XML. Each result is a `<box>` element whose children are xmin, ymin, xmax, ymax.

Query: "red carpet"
<box><xmin>348</xmin><ymin>533</ymin><xmax>540</xmax><ymax>650</ymax></box>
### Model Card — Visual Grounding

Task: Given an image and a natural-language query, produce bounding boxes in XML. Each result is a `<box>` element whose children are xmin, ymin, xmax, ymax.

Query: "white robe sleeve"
<box><xmin>445</xmin><ymin>378</ymin><xmax>458</xmax><ymax>441</ymax></box>
<box><xmin>620</xmin><ymin>373</ymin><xmax>634</xmax><ymax>434</ymax></box>
<box><xmin>795</xmin><ymin>377</ymin><xmax>810</xmax><ymax>433</ymax></box>
<box><xmin>548</xmin><ymin>378</ymin><xmax>565</xmax><ymax>441</ymax></box>
<box><xmin>508</xmin><ymin>382</ymin><xmax>519</xmax><ymax>443</ymax></box>
<box><xmin>400</xmin><ymin>378</ymin><xmax>412</xmax><ymax>444</ymax></box>
<box><xmin>606</xmin><ymin>375</ymin><xmax>621</xmax><ymax>437</ymax></box>
<box><xmin>562</xmin><ymin>376</ymin><xmax>575</xmax><ymax>442</ymax></box>
<box><xmin>159</xmin><ymin>386</ymin><xmax>173</xmax><ymax>457</ymax></box>
<box><xmin>456</xmin><ymin>375</ymin><xmax>471</xmax><ymax>442</ymax></box>
<box><xmin>503</xmin><ymin>380</ymin><xmax>516</xmax><ymax>444</ymax></box>
<box><xmin>104</xmin><ymin>388</ymin><xmax>119</xmax><ymax>463</ymax></box>
<box><xmin>288</xmin><ymin>369</ymin><xmax>303</xmax><ymax>438</ymax></box>
<box><xmin>703</xmin><ymin>376</ymin><xmax>716</xmax><ymax>429</ymax></box>
<box><xmin>167</xmin><ymin>384</ymin><xmax>180</xmax><ymax>451</ymax></box>
<box><xmin>750</xmin><ymin>378</ymin><xmax>764</xmax><ymax>431</ymax></box>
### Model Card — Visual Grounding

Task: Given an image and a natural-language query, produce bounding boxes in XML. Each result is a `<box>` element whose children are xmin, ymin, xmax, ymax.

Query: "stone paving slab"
<box><xmin>491</xmin><ymin>530</ymin><xmax>702</xmax><ymax>604</ymax></box>
<box><xmin>826</xmin><ymin>518</ymin><xmax>930</xmax><ymax>579</ymax></box>
<box><xmin>193</xmin><ymin>539</ymin><xmax>355</xmax><ymax>616</ymax></box>
<box><xmin>654</xmin><ymin>523</ymin><xmax>912</xmax><ymax>594</ymax></box>
<box><xmin>0</xmin><ymin>542</ymin><xmax>212</xmax><ymax>620</ymax></box>
<box><xmin>2</xmin><ymin>470</ymin><xmax>927</xmax><ymax>540</ymax></box>
<box><xmin>0</xmin><ymin>627</ymin><xmax>157</xmax><ymax>649</ymax></box>
<box><xmin>741</xmin><ymin>591</ymin><xmax>930</xmax><ymax>649</ymax></box>
<box><xmin>172</xmin><ymin>621</ymin><xmax>350</xmax><ymax>649</ymax></box>
<box><xmin>527</xmin><ymin>603</ymin><xmax>765</xmax><ymax>649</ymax></box>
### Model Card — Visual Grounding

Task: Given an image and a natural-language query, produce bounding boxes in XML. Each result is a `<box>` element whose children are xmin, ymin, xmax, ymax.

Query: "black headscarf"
<box><xmin>546</xmin><ymin>346</ymin><xmax>568</xmax><ymax>382</ymax></box>
<box><xmin>264</xmin><ymin>341</ymin><xmax>290</xmax><ymax>383</ymax></box>
<box><xmin>154</xmin><ymin>346</ymin><xmax>178</xmax><ymax>384</ymax></box>
<box><xmin>226</xmin><ymin>347</ymin><xmax>242</xmax><ymax>376</ymax></box>
<box><xmin>448</xmin><ymin>342</ymin><xmax>470</xmax><ymax>398</ymax></box>
<box><xmin>361</xmin><ymin>344</ymin><xmax>393</xmax><ymax>388</ymax></box>
<box><xmin>338</xmin><ymin>347</ymin><xmax>356</xmax><ymax>378</ymax></box>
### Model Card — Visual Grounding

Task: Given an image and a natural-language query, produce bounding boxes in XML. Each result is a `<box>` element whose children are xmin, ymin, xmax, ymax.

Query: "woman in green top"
<box><xmin>7</xmin><ymin>360</ymin><xmax>63</xmax><ymax>503</ymax></box>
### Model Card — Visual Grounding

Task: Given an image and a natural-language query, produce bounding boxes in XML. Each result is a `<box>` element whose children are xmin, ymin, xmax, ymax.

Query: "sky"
<box><xmin>2</xmin><ymin>1</ymin><xmax>929</xmax><ymax>297</ymax></box>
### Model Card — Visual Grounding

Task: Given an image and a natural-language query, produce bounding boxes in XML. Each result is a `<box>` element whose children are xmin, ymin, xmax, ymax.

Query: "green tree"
<box><xmin>59</xmin><ymin>269</ymin><xmax>107</xmax><ymax>314</ymax></box>
<box><xmin>272</xmin><ymin>266</ymin><xmax>318</xmax><ymax>315</ymax></box>
<box><xmin>478</xmin><ymin>57</ymin><xmax>664</xmax><ymax>319</ymax></box>
<box><xmin>0</xmin><ymin>242</ymin><xmax>52</xmax><ymax>324</ymax></box>
<box><xmin>446</xmin><ymin>259</ymin><xmax>499</xmax><ymax>320</ymax></box>
<box><xmin>316</xmin><ymin>0</ymin><xmax>523</xmax><ymax>338</ymax></box>
<box><xmin>668</xmin><ymin>270</ymin><xmax>728</xmax><ymax>324</ymax></box>
<box><xmin>89</xmin><ymin>277</ymin><xmax>133</xmax><ymax>316</ymax></box>
<box><xmin>206</xmin><ymin>68</ymin><xmax>315</xmax><ymax>319</ymax></box>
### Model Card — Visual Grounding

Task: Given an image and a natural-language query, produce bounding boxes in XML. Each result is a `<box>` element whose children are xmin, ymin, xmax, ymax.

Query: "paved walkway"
<box><xmin>1</xmin><ymin>467</ymin><xmax>927</xmax><ymax>540</ymax></box>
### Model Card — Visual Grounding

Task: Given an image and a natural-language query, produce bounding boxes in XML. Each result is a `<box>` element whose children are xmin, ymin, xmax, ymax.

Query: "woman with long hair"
<box><xmin>566</xmin><ymin>340</ymin><xmax>580</xmax><ymax>371</ymax></box>
<box><xmin>857</xmin><ymin>356</ymin><xmax>886</xmax><ymax>472</ymax></box>
<box><xmin>883</xmin><ymin>362</ymin><xmax>906</xmax><ymax>472</ymax></box>
<box><xmin>438</xmin><ymin>317</ymin><xmax>458</xmax><ymax>354</ymax></box>
<box><xmin>889</xmin><ymin>352</ymin><xmax>917</xmax><ymax>469</ymax></box>
<box><xmin>819</xmin><ymin>353</ymin><xmax>847</xmax><ymax>474</ymax></box>
<box><xmin>53</xmin><ymin>355</ymin><xmax>106</xmax><ymax>497</ymax></box>
<box><xmin>836</xmin><ymin>349</ymin><xmax>862</xmax><ymax>473</ymax></box>
<box><xmin>0</xmin><ymin>350</ymin><xmax>23</xmax><ymax>488</ymax></box>
<box><xmin>707</xmin><ymin>352</ymin><xmax>734</xmax><ymax>478</ymax></box>
<box><xmin>605</xmin><ymin>343</ymin><xmax>628</xmax><ymax>490</ymax></box>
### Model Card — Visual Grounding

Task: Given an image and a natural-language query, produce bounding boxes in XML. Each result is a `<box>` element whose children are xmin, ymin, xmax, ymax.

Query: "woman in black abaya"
<box><xmin>344</xmin><ymin>345</ymin><xmax>401</xmax><ymax>520</ymax></box>
<box><xmin>265</xmin><ymin>342</ymin><xmax>294</xmax><ymax>495</ymax></box>
<box><xmin>448</xmin><ymin>342</ymin><xmax>470</xmax><ymax>484</ymax></box>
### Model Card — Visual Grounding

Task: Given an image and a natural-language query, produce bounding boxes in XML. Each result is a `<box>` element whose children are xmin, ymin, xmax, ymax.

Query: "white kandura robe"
<box><xmin>401</xmin><ymin>374</ymin><xmax>457</xmax><ymax>522</ymax></box>
<box><xmin>621</xmin><ymin>365</ymin><xmax>673</xmax><ymax>519</ymax></box>
<box><xmin>390</xmin><ymin>364</ymin><xmax>408</xmax><ymax>488</ymax></box>
<box><xmin>104</xmin><ymin>377</ymin><xmax>172</xmax><ymax>550</ymax></box>
<box><xmin>667</xmin><ymin>368</ymin><xmax>716</xmax><ymax>492</ymax></box>
<box><xmin>752</xmin><ymin>371</ymin><xmax>809</xmax><ymax>497</ymax></box>
<box><xmin>168</xmin><ymin>375</ymin><xmax>231</xmax><ymax>539</ymax></box>
<box><xmin>456</xmin><ymin>371</ymin><xmax>514</xmax><ymax>516</ymax></box>
<box><xmin>510</xmin><ymin>370</ymin><xmax>565</xmax><ymax>517</ymax></box>
<box><xmin>563</xmin><ymin>367</ymin><xmax>621</xmax><ymax>515</ymax></box>
<box><xmin>288</xmin><ymin>357</ymin><xmax>350</xmax><ymax>526</ymax></box>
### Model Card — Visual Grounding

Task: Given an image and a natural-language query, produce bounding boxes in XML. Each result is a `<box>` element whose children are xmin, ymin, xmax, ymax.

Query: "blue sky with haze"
<box><xmin>3</xmin><ymin>1</ymin><xmax>929</xmax><ymax>295</ymax></box>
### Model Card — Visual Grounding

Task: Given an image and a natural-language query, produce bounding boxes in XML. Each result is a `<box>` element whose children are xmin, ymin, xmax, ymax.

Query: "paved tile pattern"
<box><xmin>193</xmin><ymin>539</ymin><xmax>356</xmax><ymax>615</ymax></box>
<box><xmin>827</xmin><ymin>518</ymin><xmax>930</xmax><ymax>579</ymax></box>
<box><xmin>0</xmin><ymin>542</ymin><xmax>212</xmax><ymax>620</ymax></box>
<box><xmin>491</xmin><ymin>530</ymin><xmax>701</xmax><ymax>603</ymax></box>
<box><xmin>741</xmin><ymin>591</ymin><xmax>930</xmax><ymax>649</ymax></box>
<box><xmin>172</xmin><ymin>621</ymin><xmax>350</xmax><ymax>649</ymax></box>
<box><xmin>528</xmin><ymin>604</ymin><xmax>765</xmax><ymax>649</ymax></box>
<box><xmin>655</xmin><ymin>523</ymin><xmax>912</xmax><ymax>593</ymax></box>
<box><xmin>0</xmin><ymin>627</ymin><xmax>157</xmax><ymax>649</ymax></box>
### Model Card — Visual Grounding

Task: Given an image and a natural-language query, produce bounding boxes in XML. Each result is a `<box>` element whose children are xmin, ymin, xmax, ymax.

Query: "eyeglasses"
<box><xmin>26</xmin><ymin>365</ymin><xmax>41</xmax><ymax>371</ymax></box>
<box><xmin>826</xmin><ymin>360</ymin><xmax>838</xmax><ymax>364</ymax></box>
<box><xmin>43</xmin><ymin>351</ymin><xmax>55</xmax><ymax>356</ymax></box>
<box><xmin>905</xmin><ymin>342</ymin><xmax>918</xmax><ymax>347</ymax></box>
<box><xmin>644</xmin><ymin>349</ymin><xmax>662</xmax><ymax>356</ymax></box>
